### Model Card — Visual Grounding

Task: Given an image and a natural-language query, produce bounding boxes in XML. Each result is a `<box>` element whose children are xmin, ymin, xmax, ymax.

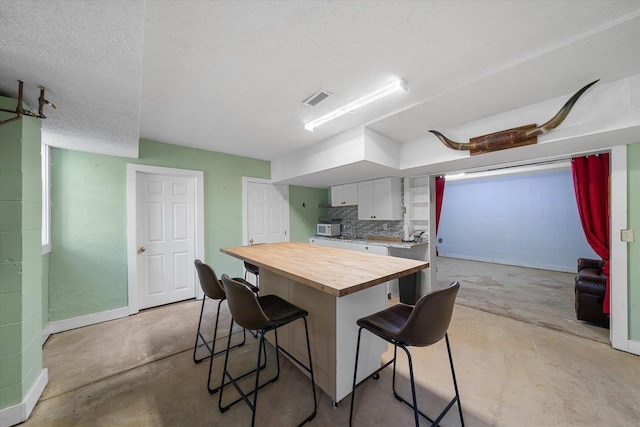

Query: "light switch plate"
<box><xmin>621</xmin><ymin>229</ymin><xmax>635</xmax><ymax>242</ymax></box>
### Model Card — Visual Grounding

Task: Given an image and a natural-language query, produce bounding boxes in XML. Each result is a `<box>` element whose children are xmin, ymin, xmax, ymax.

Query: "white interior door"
<box><xmin>245</xmin><ymin>180</ymin><xmax>289</xmax><ymax>245</ymax></box>
<box><xmin>136</xmin><ymin>171</ymin><xmax>196</xmax><ymax>309</ymax></box>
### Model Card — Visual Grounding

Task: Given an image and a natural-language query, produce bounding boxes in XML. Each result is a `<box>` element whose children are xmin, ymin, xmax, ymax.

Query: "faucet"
<box><xmin>343</xmin><ymin>220</ymin><xmax>353</xmax><ymax>237</ymax></box>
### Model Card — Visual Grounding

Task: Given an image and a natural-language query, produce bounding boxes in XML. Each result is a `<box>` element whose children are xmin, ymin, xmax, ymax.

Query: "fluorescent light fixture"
<box><xmin>304</xmin><ymin>78</ymin><xmax>408</xmax><ymax>132</ymax></box>
<box><xmin>444</xmin><ymin>172</ymin><xmax>466</xmax><ymax>180</ymax></box>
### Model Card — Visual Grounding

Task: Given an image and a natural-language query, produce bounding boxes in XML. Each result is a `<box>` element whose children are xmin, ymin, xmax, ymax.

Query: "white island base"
<box><xmin>260</xmin><ymin>268</ymin><xmax>387</xmax><ymax>404</ymax></box>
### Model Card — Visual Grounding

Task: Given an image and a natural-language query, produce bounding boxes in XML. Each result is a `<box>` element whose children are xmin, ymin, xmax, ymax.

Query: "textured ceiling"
<box><xmin>0</xmin><ymin>0</ymin><xmax>144</xmax><ymax>157</ymax></box>
<box><xmin>1</xmin><ymin>1</ymin><xmax>640</xmax><ymax>162</ymax></box>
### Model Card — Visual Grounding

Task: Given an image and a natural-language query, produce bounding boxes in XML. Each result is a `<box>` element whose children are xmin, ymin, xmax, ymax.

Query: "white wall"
<box><xmin>438</xmin><ymin>168</ymin><xmax>598</xmax><ymax>272</ymax></box>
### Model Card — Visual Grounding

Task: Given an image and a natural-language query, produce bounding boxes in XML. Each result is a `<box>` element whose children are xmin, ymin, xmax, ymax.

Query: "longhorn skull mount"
<box><xmin>0</xmin><ymin>80</ymin><xmax>56</xmax><ymax>126</ymax></box>
<box><xmin>429</xmin><ymin>80</ymin><xmax>599</xmax><ymax>156</ymax></box>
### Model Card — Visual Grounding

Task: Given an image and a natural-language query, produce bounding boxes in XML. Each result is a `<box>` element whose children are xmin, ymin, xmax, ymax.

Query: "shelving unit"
<box><xmin>403</xmin><ymin>175</ymin><xmax>436</xmax><ymax>293</ymax></box>
<box><xmin>404</xmin><ymin>175</ymin><xmax>430</xmax><ymax>239</ymax></box>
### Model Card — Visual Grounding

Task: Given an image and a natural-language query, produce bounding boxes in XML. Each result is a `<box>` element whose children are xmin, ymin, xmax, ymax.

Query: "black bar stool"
<box><xmin>244</xmin><ymin>261</ymin><xmax>260</xmax><ymax>286</ymax></box>
<box><xmin>350</xmin><ymin>281</ymin><xmax>464</xmax><ymax>427</ymax></box>
<box><xmin>193</xmin><ymin>259</ymin><xmax>260</xmax><ymax>394</ymax></box>
<box><xmin>219</xmin><ymin>274</ymin><xmax>317</xmax><ymax>427</ymax></box>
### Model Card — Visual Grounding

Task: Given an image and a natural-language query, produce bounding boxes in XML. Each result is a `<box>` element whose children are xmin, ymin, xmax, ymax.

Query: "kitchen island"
<box><xmin>220</xmin><ymin>241</ymin><xmax>429</xmax><ymax>404</ymax></box>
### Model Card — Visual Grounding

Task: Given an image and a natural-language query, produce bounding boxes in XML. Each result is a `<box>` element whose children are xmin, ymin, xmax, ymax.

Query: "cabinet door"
<box><xmin>309</xmin><ymin>237</ymin><xmax>353</xmax><ymax>250</ymax></box>
<box><xmin>357</xmin><ymin>180</ymin><xmax>374</xmax><ymax>220</ymax></box>
<box><xmin>373</xmin><ymin>178</ymin><xmax>392</xmax><ymax>219</ymax></box>
<box><xmin>331</xmin><ymin>185</ymin><xmax>344</xmax><ymax>207</ymax></box>
<box><xmin>359</xmin><ymin>178</ymin><xmax>402</xmax><ymax>220</ymax></box>
<box><xmin>373</xmin><ymin>177</ymin><xmax>402</xmax><ymax>220</ymax></box>
<box><xmin>363</xmin><ymin>245</ymin><xmax>388</xmax><ymax>256</ymax></box>
<box><xmin>343</xmin><ymin>183</ymin><xmax>358</xmax><ymax>206</ymax></box>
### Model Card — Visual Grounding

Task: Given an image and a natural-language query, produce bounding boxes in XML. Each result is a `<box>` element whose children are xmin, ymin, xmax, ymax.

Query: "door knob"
<box><xmin>249</xmin><ymin>239</ymin><xmax>254</xmax><ymax>244</ymax></box>
<box><xmin>138</xmin><ymin>246</ymin><xmax>146</xmax><ymax>254</ymax></box>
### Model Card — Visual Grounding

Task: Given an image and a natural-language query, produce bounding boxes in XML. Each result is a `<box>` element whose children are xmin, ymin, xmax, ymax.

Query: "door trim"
<box><xmin>610</xmin><ymin>145</ymin><xmax>630</xmax><ymax>352</ymax></box>
<box><xmin>242</xmin><ymin>177</ymin><xmax>290</xmax><ymax>245</ymax></box>
<box><xmin>127</xmin><ymin>164</ymin><xmax>205</xmax><ymax>314</ymax></box>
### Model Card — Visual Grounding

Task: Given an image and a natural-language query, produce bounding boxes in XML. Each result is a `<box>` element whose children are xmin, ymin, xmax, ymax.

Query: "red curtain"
<box><xmin>435</xmin><ymin>176</ymin><xmax>445</xmax><ymax>256</ymax></box>
<box><xmin>571</xmin><ymin>153</ymin><xmax>610</xmax><ymax>314</ymax></box>
<box><xmin>435</xmin><ymin>176</ymin><xmax>445</xmax><ymax>233</ymax></box>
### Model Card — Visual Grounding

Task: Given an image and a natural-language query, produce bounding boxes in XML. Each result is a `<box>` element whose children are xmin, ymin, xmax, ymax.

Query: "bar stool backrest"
<box><xmin>396</xmin><ymin>281</ymin><xmax>460</xmax><ymax>347</ymax></box>
<box><xmin>194</xmin><ymin>259</ymin><xmax>225</xmax><ymax>300</ymax></box>
<box><xmin>244</xmin><ymin>262</ymin><xmax>259</xmax><ymax>275</ymax></box>
<box><xmin>221</xmin><ymin>274</ymin><xmax>270</xmax><ymax>331</ymax></box>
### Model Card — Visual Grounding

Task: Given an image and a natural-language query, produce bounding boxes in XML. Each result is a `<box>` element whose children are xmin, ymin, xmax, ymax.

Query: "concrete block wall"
<box><xmin>437</xmin><ymin>168</ymin><xmax>598</xmax><ymax>272</ymax></box>
<box><xmin>0</xmin><ymin>99</ymin><xmax>43</xmax><ymax>415</ymax></box>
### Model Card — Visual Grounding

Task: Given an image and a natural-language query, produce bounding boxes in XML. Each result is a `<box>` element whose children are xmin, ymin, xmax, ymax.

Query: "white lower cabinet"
<box><xmin>309</xmin><ymin>238</ymin><xmax>351</xmax><ymax>250</ymax></box>
<box><xmin>351</xmin><ymin>243</ymin><xmax>387</xmax><ymax>255</ymax></box>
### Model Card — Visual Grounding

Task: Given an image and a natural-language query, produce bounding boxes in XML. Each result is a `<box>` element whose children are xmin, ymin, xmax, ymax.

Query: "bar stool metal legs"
<box><xmin>193</xmin><ymin>260</ymin><xmax>261</xmax><ymax>394</ymax></box>
<box><xmin>349</xmin><ymin>281</ymin><xmax>464</xmax><ymax>427</ymax></box>
<box><xmin>389</xmin><ymin>334</ymin><xmax>464</xmax><ymax>426</ymax></box>
<box><xmin>218</xmin><ymin>274</ymin><xmax>317</xmax><ymax>427</ymax></box>
<box><xmin>350</xmin><ymin>330</ymin><xmax>464</xmax><ymax>427</ymax></box>
<box><xmin>244</xmin><ymin>261</ymin><xmax>260</xmax><ymax>286</ymax></box>
<box><xmin>193</xmin><ymin>297</ymin><xmax>245</xmax><ymax>363</ymax></box>
<box><xmin>193</xmin><ymin>295</ymin><xmax>249</xmax><ymax>394</ymax></box>
<box><xmin>218</xmin><ymin>318</ymin><xmax>317</xmax><ymax>426</ymax></box>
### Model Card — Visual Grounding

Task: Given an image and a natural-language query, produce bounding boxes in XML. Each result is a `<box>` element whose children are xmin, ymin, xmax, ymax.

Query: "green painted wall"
<box><xmin>48</xmin><ymin>140</ymin><xmax>327</xmax><ymax>322</ymax></box>
<box><xmin>628</xmin><ymin>143</ymin><xmax>640</xmax><ymax>340</ymax></box>
<box><xmin>136</xmin><ymin>139</ymin><xmax>271</xmax><ymax>281</ymax></box>
<box><xmin>289</xmin><ymin>185</ymin><xmax>329</xmax><ymax>242</ymax></box>
<box><xmin>48</xmin><ymin>139</ymin><xmax>271</xmax><ymax>320</ymax></box>
<box><xmin>49</xmin><ymin>149</ymin><xmax>129</xmax><ymax>320</ymax></box>
<box><xmin>41</xmin><ymin>253</ymin><xmax>49</xmax><ymax>328</ymax></box>
<box><xmin>0</xmin><ymin>95</ymin><xmax>43</xmax><ymax>410</ymax></box>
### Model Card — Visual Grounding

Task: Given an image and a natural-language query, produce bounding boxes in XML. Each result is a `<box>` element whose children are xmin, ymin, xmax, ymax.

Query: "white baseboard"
<box><xmin>42</xmin><ymin>306</ymin><xmax>129</xmax><ymax>337</ymax></box>
<box><xmin>437</xmin><ymin>253</ymin><xmax>575</xmax><ymax>273</ymax></box>
<box><xmin>0</xmin><ymin>368</ymin><xmax>48</xmax><ymax>427</ymax></box>
<box><xmin>627</xmin><ymin>339</ymin><xmax>640</xmax><ymax>355</ymax></box>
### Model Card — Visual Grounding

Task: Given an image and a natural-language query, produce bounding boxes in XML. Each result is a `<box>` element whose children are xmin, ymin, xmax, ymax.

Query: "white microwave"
<box><xmin>317</xmin><ymin>223</ymin><xmax>341</xmax><ymax>236</ymax></box>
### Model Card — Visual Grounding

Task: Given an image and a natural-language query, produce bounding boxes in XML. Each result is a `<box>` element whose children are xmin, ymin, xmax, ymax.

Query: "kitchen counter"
<box><xmin>221</xmin><ymin>241</ymin><xmax>428</xmax><ymax>297</ymax></box>
<box><xmin>311</xmin><ymin>235</ymin><xmax>428</xmax><ymax>250</ymax></box>
<box><xmin>220</xmin><ymin>241</ymin><xmax>428</xmax><ymax>404</ymax></box>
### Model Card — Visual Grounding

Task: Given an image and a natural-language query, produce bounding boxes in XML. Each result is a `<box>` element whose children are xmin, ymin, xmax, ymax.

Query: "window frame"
<box><xmin>41</xmin><ymin>142</ymin><xmax>51</xmax><ymax>254</ymax></box>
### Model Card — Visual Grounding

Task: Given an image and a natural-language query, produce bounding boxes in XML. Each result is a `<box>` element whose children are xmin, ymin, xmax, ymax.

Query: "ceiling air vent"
<box><xmin>302</xmin><ymin>90</ymin><xmax>332</xmax><ymax>107</ymax></box>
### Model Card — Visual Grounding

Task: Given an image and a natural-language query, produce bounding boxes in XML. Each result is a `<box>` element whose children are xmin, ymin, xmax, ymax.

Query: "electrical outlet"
<box><xmin>621</xmin><ymin>229</ymin><xmax>635</xmax><ymax>242</ymax></box>
<box><xmin>382</xmin><ymin>223</ymin><xmax>388</xmax><ymax>231</ymax></box>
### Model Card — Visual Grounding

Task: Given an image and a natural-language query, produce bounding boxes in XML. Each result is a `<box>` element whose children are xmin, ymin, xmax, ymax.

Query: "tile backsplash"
<box><xmin>327</xmin><ymin>206</ymin><xmax>403</xmax><ymax>238</ymax></box>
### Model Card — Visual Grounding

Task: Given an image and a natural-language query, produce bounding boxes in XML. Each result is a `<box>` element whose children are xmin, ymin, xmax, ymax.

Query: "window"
<box><xmin>42</xmin><ymin>143</ymin><xmax>51</xmax><ymax>254</ymax></box>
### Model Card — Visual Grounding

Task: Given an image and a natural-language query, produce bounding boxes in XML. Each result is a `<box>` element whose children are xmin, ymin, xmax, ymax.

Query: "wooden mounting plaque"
<box><xmin>469</xmin><ymin>123</ymin><xmax>538</xmax><ymax>156</ymax></box>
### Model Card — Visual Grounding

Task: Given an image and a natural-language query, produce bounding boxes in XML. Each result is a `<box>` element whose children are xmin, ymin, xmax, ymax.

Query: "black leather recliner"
<box><xmin>575</xmin><ymin>258</ymin><xmax>609</xmax><ymax>328</ymax></box>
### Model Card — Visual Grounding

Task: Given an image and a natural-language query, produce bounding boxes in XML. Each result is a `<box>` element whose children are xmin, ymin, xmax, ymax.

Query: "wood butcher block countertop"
<box><xmin>221</xmin><ymin>242</ymin><xmax>429</xmax><ymax>297</ymax></box>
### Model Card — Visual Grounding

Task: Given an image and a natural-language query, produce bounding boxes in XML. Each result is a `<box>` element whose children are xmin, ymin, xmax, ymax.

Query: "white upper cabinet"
<box><xmin>357</xmin><ymin>177</ymin><xmax>402</xmax><ymax>220</ymax></box>
<box><xmin>331</xmin><ymin>183</ymin><xmax>358</xmax><ymax>207</ymax></box>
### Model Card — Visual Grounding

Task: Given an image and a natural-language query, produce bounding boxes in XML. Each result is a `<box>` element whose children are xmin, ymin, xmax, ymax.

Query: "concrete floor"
<box><xmin>435</xmin><ymin>257</ymin><xmax>610</xmax><ymax>343</ymax></box>
<box><xmin>26</xmin><ymin>294</ymin><xmax>640</xmax><ymax>426</ymax></box>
